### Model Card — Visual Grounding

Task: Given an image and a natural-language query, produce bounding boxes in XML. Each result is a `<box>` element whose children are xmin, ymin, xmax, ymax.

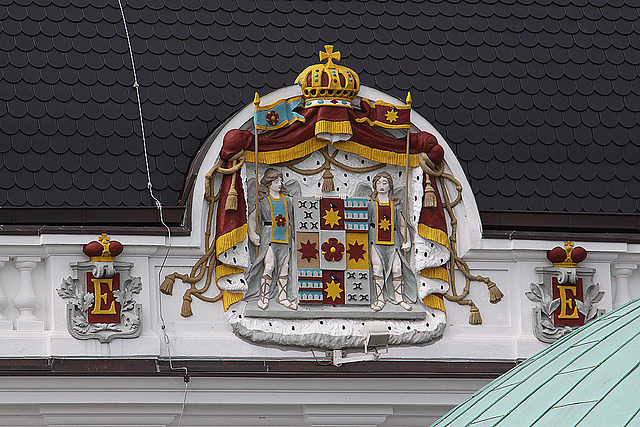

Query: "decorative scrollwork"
<box><xmin>57</xmin><ymin>263</ymin><xmax>142</xmax><ymax>342</ymax></box>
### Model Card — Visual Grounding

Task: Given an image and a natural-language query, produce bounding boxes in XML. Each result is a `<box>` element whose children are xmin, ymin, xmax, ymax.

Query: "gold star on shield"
<box><xmin>385</xmin><ymin>108</ymin><xmax>399</xmax><ymax>123</ymax></box>
<box><xmin>379</xmin><ymin>217</ymin><xmax>391</xmax><ymax>231</ymax></box>
<box><xmin>325</xmin><ymin>279</ymin><xmax>343</xmax><ymax>301</ymax></box>
<box><xmin>322</xmin><ymin>207</ymin><xmax>342</xmax><ymax>228</ymax></box>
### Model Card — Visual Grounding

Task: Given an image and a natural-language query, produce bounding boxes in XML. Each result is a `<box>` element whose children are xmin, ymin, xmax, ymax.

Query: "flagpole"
<box><xmin>253</xmin><ymin>93</ymin><xmax>260</xmax><ymax>256</ymax></box>
<box><xmin>403</xmin><ymin>92</ymin><xmax>412</xmax><ymax>247</ymax></box>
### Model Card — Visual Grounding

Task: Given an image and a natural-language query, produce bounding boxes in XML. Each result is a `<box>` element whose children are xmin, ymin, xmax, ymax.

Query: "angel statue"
<box><xmin>368</xmin><ymin>171</ymin><xmax>417</xmax><ymax>311</ymax></box>
<box><xmin>246</xmin><ymin>168</ymin><xmax>298</xmax><ymax>310</ymax></box>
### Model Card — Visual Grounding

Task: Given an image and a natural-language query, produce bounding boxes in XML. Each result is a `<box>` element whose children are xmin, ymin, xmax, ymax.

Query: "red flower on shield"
<box><xmin>275</xmin><ymin>214</ymin><xmax>286</xmax><ymax>227</ymax></box>
<box><xmin>266</xmin><ymin>110</ymin><xmax>279</xmax><ymax>126</ymax></box>
<box><xmin>321</xmin><ymin>238</ymin><xmax>344</xmax><ymax>262</ymax></box>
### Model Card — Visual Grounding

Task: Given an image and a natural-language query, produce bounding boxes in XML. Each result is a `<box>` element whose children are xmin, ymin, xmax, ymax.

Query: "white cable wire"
<box><xmin>116</xmin><ymin>1</ymin><xmax>188</xmax><ymax>425</ymax></box>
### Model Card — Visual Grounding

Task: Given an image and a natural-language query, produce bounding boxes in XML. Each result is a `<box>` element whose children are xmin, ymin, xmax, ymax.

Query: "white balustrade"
<box><xmin>0</xmin><ymin>257</ymin><xmax>11</xmax><ymax>330</ymax></box>
<box><xmin>12</xmin><ymin>256</ymin><xmax>44</xmax><ymax>331</ymax></box>
<box><xmin>613</xmin><ymin>263</ymin><xmax>638</xmax><ymax>309</ymax></box>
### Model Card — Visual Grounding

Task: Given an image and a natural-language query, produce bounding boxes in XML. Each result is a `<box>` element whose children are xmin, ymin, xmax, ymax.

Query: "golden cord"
<box><xmin>160</xmin><ymin>152</ymin><xmax>247</xmax><ymax>316</ymax></box>
<box><xmin>419</xmin><ymin>155</ymin><xmax>502</xmax><ymax>324</ymax></box>
<box><xmin>163</xmin><ymin>146</ymin><xmax>501</xmax><ymax>324</ymax></box>
<box><xmin>285</xmin><ymin>147</ymin><xmax>385</xmax><ymax>176</ymax></box>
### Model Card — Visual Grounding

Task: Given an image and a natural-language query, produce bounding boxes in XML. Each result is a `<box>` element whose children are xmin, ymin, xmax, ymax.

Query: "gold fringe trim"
<box><xmin>422</xmin><ymin>294</ymin><xmax>446</xmax><ymax>314</ymax></box>
<box><xmin>222</xmin><ymin>291</ymin><xmax>244</xmax><ymax>311</ymax></box>
<box><xmin>215</xmin><ymin>264</ymin><xmax>244</xmax><ymax>283</ymax></box>
<box><xmin>255</xmin><ymin>117</ymin><xmax>305</xmax><ymax>131</ymax></box>
<box><xmin>417</xmin><ymin>223</ymin><xmax>450</xmax><ymax>250</ymax></box>
<box><xmin>332</xmin><ymin>140</ymin><xmax>420</xmax><ymax>167</ymax></box>
<box><xmin>215</xmin><ymin>223</ymin><xmax>248</xmax><ymax>258</ymax></box>
<box><xmin>420</xmin><ymin>267</ymin><xmax>450</xmax><ymax>284</ymax></box>
<box><xmin>315</xmin><ymin>120</ymin><xmax>352</xmax><ymax>136</ymax></box>
<box><xmin>245</xmin><ymin>137</ymin><xmax>329</xmax><ymax>165</ymax></box>
<box><xmin>360</xmin><ymin>97</ymin><xmax>412</xmax><ymax>111</ymax></box>
<box><xmin>354</xmin><ymin>117</ymin><xmax>411</xmax><ymax>129</ymax></box>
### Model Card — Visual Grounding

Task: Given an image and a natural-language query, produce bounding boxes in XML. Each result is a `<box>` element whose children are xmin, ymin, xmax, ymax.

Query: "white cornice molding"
<box><xmin>0</xmin><ymin>376</ymin><xmax>489</xmax><ymax>426</ymax></box>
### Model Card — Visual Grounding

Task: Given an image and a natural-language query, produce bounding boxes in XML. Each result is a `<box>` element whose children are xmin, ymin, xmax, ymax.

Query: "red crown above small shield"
<box><xmin>83</xmin><ymin>233</ymin><xmax>123</xmax><ymax>262</ymax></box>
<box><xmin>547</xmin><ymin>241</ymin><xmax>587</xmax><ymax>268</ymax></box>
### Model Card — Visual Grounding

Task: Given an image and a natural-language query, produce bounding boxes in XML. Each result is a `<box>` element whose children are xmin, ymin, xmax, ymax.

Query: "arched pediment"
<box><xmin>164</xmin><ymin>46</ymin><xmax>496</xmax><ymax>350</ymax></box>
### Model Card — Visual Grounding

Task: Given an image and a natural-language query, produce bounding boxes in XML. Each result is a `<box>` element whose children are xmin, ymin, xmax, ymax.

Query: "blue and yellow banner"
<box><xmin>254</xmin><ymin>96</ymin><xmax>306</xmax><ymax>131</ymax></box>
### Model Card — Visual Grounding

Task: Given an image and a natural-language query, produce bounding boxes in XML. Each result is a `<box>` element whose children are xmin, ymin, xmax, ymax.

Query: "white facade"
<box><xmin>0</xmin><ymin>87</ymin><xmax>627</xmax><ymax>426</ymax></box>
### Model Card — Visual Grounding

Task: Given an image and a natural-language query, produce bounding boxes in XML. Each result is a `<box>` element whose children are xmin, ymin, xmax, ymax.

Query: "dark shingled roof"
<box><xmin>1</xmin><ymin>1</ymin><xmax>639</xmax><ymax>225</ymax></box>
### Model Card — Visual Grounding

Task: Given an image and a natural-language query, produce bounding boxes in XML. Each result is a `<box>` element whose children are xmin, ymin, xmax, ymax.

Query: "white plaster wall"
<box><xmin>0</xmin><ymin>222</ymin><xmax>621</xmax><ymax>361</ymax></box>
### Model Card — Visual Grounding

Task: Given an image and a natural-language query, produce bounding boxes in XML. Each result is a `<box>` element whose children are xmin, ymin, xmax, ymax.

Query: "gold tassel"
<box><xmin>423</xmin><ymin>178</ymin><xmax>437</xmax><ymax>208</ymax></box>
<box><xmin>181</xmin><ymin>293</ymin><xmax>193</xmax><ymax>317</ymax></box>
<box><xmin>488</xmin><ymin>282</ymin><xmax>504</xmax><ymax>304</ymax></box>
<box><xmin>469</xmin><ymin>304</ymin><xmax>482</xmax><ymax>325</ymax></box>
<box><xmin>225</xmin><ymin>186</ymin><xmax>238</xmax><ymax>212</ymax></box>
<box><xmin>322</xmin><ymin>168</ymin><xmax>335</xmax><ymax>192</ymax></box>
<box><xmin>160</xmin><ymin>275</ymin><xmax>175</xmax><ymax>295</ymax></box>
<box><xmin>224</xmin><ymin>167</ymin><xmax>238</xmax><ymax>212</ymax></box>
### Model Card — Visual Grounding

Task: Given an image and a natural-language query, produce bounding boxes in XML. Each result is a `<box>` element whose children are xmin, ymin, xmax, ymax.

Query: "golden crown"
<box><xmin>82</xmin><ymin>233</ymin><xmax>123</xmax><ymax>262</ymax></box>
<box><xmin>295</xmin><ymin>45</ymin><xmax>360</xmax><ymax>107</ymax></box>
<box><xmin>547</xmin><ymin>241</ymin><xmax>588</xmax><ymax>268</ymax></box>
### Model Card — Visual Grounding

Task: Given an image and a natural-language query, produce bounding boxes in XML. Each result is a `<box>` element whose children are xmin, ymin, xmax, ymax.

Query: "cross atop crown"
<box><xmin>319</xmin><ymin>45</ymin><xmax>341</xmax><ymax>67</ymax></box>
<box><xmin>563</xmin><ymin>241</ymin><xmax>574</xmax><ymax>259</ymax></box>
<box><xmin>99</xmin><ymin>233</ymin><xmax>112</xmax><ymax>257</ymax></box>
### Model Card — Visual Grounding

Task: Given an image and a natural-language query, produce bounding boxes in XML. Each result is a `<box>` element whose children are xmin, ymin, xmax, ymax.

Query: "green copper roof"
<box><xmin>434</xmin><ymin>298</ymin><xmax>640</xmax><ymax>426</ymax></box>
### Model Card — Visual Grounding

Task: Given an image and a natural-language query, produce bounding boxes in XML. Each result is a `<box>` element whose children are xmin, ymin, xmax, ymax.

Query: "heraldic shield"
<box><xmin>160</xmin><ymin>46</ymin><xmax>503</xmax><ymax>350</ymax></box>
<box><xmin>295</xmin><ymin>197</ymin><xmax>370</xmax><ymax>307</ymax></box>
<box><xmin>58</xmin><ymin>234</ymin><xmax>142</xmax><ymax>343</ymax></box>
<box><xmin>527</xmin><ymin>242</ymin><xmax>605</xmax><ymax>343</ymax></box>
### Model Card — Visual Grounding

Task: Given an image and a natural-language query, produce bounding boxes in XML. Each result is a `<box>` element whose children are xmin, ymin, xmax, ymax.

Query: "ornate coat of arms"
<box><xmin>57</xmin><ymin>234</ymin><xmax>142</xmax><ymax>343</ymax></box>
<box><xmin>527</xmin><ymin>242</ymin><xmax>604</xmax><ymax>343</ymax></box>
<box><xmin>161</xmin><ymin>46</ymin><xmax>502</xmax><ymax>349</ymax></box>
